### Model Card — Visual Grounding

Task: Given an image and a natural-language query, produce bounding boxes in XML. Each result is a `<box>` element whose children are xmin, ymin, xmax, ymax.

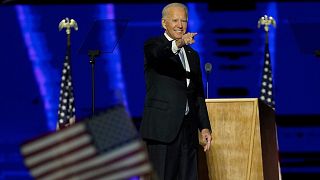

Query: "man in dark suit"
<box><xmin>140</xmin><ymin>2</ymin><xmax>212</xmax><ymax>180</ymax></box>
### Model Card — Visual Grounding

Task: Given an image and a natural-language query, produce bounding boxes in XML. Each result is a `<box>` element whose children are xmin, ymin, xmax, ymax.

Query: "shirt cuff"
<box><xmin>171</xmin><ymin>40</ymin><xmax>180</xmax><ymax>54</ymax></box>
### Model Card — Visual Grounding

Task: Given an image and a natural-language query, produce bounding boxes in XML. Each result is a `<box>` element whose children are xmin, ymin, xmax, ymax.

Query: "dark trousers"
<box><xmin>145</xmin><ymin>115</ymin><xmax>198</xmax><ymax>180</ymax></box>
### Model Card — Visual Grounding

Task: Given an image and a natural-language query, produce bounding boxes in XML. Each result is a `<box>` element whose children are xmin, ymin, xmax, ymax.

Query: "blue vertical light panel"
<box><xmin>98</xmin><ymin>4</ymin><xmax>129</xmax><ymax>111</ymax></box>
<box><xmin>16</xmin><ymin>5</ymin><xmax>58</xmax><ymax>130</ymax></box>
<box><xmin>186</xmin><ymin>3</ymin><xmax>207</xmax><ymax>90</ymax></box>
<box><xmin>267</xmin><ymin>2</ymin><xmax>277</xmax><ymax>101</ymax></box>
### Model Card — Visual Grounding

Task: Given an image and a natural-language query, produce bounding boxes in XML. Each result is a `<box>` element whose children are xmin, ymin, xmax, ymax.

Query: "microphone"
<box><xmin>204</xmin><ymin>62</ymin><xmax>212</xmax><ymax>99</ymax></box>
<box><xmin>205</xmin><ymin>62</ymin><xmax>212</xmax><ymax>73</ymax></box>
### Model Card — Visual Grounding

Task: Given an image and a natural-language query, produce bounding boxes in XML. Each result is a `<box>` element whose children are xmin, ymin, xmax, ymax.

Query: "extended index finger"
<box><xmin>190</xmin><ymin>32</ymin><xmax>198</xmax><ymax>38</ymax></box>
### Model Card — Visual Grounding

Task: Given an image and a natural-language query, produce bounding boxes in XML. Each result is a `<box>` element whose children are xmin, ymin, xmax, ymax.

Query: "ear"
<box><xmin>161</xmin><ymin>19</ymin><xmax>166</xmax><ymax>30</ymax></box>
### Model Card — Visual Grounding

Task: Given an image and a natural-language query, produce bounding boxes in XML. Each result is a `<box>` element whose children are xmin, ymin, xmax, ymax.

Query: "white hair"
<box><xmin>162</xmin><ymin>3</ymin><xmax>188</xmax><ymax>19</ymax></box>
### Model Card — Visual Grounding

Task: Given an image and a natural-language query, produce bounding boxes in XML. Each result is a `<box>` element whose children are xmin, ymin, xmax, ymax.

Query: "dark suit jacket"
<box><xmin>140</xmin><ymin>35</ymin><xmax>211</xmax><ymax>143</ymax></box>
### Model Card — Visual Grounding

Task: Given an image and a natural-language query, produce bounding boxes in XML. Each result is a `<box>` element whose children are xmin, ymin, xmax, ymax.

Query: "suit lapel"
<box><xmin>160</xmin><ymin>35</ymin><xmax>196</xmax><ymax>72</ymax></box>
<box><xmin>161</xmin><ymin>35</ymin><xmax>186</xmax><ymax>69</ymax></box>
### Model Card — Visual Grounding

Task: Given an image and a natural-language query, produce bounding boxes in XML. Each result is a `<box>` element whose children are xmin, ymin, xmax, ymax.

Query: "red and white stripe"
<box><xmin>21</xmin><ymin>123</ymin><xmax>151</xmax><ymax>180</ymax></box>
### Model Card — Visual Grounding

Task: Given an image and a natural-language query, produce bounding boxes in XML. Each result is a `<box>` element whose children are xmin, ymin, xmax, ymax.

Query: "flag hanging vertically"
<box><xmin>258</xmin><ymin>15</ymin><xmax>281</xmax><ymax>180</ymax></box>
<box><xmin>57</xmin><ymin>51</ymin><xmax>75</xmax><ymax>129</ymax></box>
<box><xmin>258</xmin><ymin>15</ymin><xmax>276</xmax><ymax>109</ymax></box>
<box><xmin>21</xmin><ymin>106</ymin><xmax>152</xmax><ymax>180</ymax></box>
<box><xmin>57</xmin><ymin>18</ymin><xmax>78</xmax><ymax>129</ymax></box>
<box><xmin>260</xmin><ymin>41</ymin><xmax>275</xmax><ymax>109</ymax></box>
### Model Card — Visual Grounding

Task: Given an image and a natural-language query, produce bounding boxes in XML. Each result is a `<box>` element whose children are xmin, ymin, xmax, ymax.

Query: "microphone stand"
<box><xmin>206</xmin><ymin>71</ymin><xmax>209</xmax><ymax>99</ymax></box>
<box><xmin>88</xmin><ymin>50</ymin><xmax>100</xmax><ymax>118</ymax></box>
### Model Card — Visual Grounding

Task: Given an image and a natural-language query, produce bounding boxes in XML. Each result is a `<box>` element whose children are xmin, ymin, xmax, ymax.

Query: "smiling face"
<box><xmin>162</xmin><ymin>6</ymin><xmax>188</xmax><ymax>40</ymax></box>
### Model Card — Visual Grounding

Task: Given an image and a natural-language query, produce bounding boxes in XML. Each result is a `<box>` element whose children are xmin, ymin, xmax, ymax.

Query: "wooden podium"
<box><xmin>198</xmin><ymin>98</ymin><xmax>280</xmax><ymax>180</ymax></box>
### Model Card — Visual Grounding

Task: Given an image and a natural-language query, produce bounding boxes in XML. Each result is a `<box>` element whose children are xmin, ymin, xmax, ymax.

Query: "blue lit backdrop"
<box><xmin>1</xmin><ymin>2</ymin><xmax>320</xmax><ymax>179</ymax></box>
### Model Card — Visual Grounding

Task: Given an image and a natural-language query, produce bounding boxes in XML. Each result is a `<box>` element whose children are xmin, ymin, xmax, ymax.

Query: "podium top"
<box><xmin>205</xmin><ymin>98</ymin><xmax>259</xmax><ymax>103</ymax></box>
<box><xmin>79</xmin><ymin>19</ymin><xmax>128</xmax><ymax>54</ymax></box>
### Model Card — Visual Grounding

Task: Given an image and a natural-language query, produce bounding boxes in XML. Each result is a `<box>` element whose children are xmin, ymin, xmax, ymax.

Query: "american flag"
<box><xmin>260</xmin><ymin>41</ymin><xmax>275</xmax><ymax>109</ymax></box>
<box><xmin>21</xmin><ymin>106</ymin><xmax>152</xmax><ymax>180</ymax></box>
<box><xmin>57</xmin><ymin>49</ymin><xmax>75</xmax><ymax>129</ymax></box>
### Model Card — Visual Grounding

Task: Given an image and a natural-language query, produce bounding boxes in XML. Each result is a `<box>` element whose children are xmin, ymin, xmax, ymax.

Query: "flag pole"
<box><xmin>258</xmin><ymin>15</ymin><xmax>281</xmax><ymax>180</ymax></box>
<box><xmin>258</xmin><ymin>15</ymin><xmax>276</xmax><ymax>44</ymax></box>
<box><xmin>258</xmin><ymin>15</ymin><xmax>276</xmax><ymax>109</ymax></box>
<box><xmin>57</xmin><ymin>18</ymin><xmax>78</xmax><ymax>130</ymax></box>
<box><xmin>59</xmin><ymin>17</ymin><xmax>78</xmax><ymax>49</ymax></box>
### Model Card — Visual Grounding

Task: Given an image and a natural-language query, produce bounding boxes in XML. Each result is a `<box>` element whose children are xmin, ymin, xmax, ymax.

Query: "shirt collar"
<box><xmin>164</xmin><ymin>32</ymin><xmax>173</xmax><ymax>41</ymax></box>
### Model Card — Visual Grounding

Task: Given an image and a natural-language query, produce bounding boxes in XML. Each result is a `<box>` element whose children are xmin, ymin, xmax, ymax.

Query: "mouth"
<box><xmin>174</xmin><ymin>29</ymin><xmax>183</xmax><ymax>33</ymax></box>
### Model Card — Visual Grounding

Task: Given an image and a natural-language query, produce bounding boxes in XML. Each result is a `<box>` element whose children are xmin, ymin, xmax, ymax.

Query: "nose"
<box><xmin>177</xmin><ymin>20</ymin><xmax>183</xmax><ymax>27</ymax></box>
